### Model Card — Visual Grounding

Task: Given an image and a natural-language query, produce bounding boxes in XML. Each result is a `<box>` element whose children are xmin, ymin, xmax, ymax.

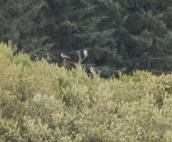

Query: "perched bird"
<box><xmin>60</xmin><ymin>53</ymin><xmax>70</xmax><ymax>59</ymax></box>
<box><xmin>90</xmin><ymin>66</ymin><xmax>96</xmax><ymax>74</ymax></box>
<box><xmin>83</xmin><ymin>49</ymin><xmax>88</xmax><ymax>57</ymax></box>
<box><xmin>77</xmin><ymin>49</ymin><xmax>88</xmax><ymax>64</ymax></box>
<box><xmin>61</xmin><ymin>53</ymin><xmax>70</xmax><ymax>65</ymax></box>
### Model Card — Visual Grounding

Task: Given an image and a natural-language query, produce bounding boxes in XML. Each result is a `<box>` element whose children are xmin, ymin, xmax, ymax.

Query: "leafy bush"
<box><xmin>0</xmin><ymin>43</ymin><xmax>172</xmax><ymax>142</ymax></box>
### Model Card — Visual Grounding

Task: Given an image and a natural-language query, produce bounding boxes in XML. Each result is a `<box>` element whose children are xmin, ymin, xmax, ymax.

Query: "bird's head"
<box><xmin>83</xmin><ymin>49</ymin><xmax>88</xmax><ymax>57</ymax></box>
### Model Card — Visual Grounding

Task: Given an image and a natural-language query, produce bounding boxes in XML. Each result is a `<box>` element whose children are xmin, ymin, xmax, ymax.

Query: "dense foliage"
<box><xmin>0</xmin><ymin>43</ymin><xmax>172</xmax><ymax>141</ymax></box>
<box><xmin>0</xmin><ymin>0</ymin><xmax>172</xmax><ymax>76</ymax></box>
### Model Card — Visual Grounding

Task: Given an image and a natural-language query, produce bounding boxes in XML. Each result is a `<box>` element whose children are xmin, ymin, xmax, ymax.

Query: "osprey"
<box><xmin>90</xmin><ymin>66</ymin><xmax>96</xmax><ymax>74</ymax></box>
<box><xmin>60</xmin><ymin>53</ymin><xmax>70</xmax><ymax>59</ymax></box>
<box><xmin>83</xmin><ymin>49</ymin><xmax>88</xmax><ymax>57</ymax></box>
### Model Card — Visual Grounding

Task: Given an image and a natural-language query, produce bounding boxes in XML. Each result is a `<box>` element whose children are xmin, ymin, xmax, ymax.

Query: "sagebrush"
<box><xmin>0</xmin><ymin>43</ymin><xmax>172</xmax><ymax>142</ymax></box>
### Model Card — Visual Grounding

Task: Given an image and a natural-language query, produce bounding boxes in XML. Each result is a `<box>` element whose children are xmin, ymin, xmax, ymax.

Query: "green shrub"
<box><xmin>0</xmin><ymin>43</ymin><xmax>172</xmax><ymax>142</ymax></box>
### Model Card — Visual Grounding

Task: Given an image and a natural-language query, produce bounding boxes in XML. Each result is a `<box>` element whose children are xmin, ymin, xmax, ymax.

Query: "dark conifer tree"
<box><xmin>0</xmin><ymin>0</ymin><xmax>172</xmax><ymax>76</ymax></box>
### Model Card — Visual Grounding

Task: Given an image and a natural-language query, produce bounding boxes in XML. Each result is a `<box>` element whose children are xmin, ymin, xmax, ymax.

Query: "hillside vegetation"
<box><xmin>0</xmin><ymin>0</ymin><xmax>172</xmax><ymax>76</ymax></box>
<box><xmin>0</xmin><ymin>43</ymin><xmax>172</xmax><ymax>141</ymax></box>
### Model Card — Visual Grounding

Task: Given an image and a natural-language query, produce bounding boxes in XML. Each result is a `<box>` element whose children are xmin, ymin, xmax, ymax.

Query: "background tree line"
<box><xmin>0</xmin><ymin>0</ymin><xmax>172</xmax><ymax>77</ymax></box>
